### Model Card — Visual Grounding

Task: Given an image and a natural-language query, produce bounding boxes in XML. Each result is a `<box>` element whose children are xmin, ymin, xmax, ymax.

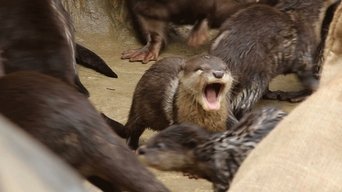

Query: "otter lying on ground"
<box><xmin>0</xmin><ymin>71</ymin><xmax>169</xmax><ymax>192</ymax></box>
<box><xmin>138</xmin><ymin>107</ymin><xmax>286</xmax><ymax>192</ymax></box>
<box><xmin>210</xmin><ymin>0</ymin><xmax>338</xmax><ymax>118</ymax></box>
<box><xmin>122</xmin><ymin>0</ymin><xmax>277</xmax><ymax>63</ymax></box>
<box><xmin>125</xmin><ymin>54</ymin><xmax>236</xmax><ymax>149</ymax></box>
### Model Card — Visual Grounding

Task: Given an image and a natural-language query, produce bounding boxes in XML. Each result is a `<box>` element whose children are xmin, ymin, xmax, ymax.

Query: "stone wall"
<box><xmin>62</xmin><ymin>0</ymin><xmax>130</xmax><ymax>38</ymax></box>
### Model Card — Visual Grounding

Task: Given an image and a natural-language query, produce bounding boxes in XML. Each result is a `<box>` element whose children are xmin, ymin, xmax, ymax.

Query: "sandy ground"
<box><xmin>76</xmin><ymin>31</ymin><xmax>300</xmax><ymax>192</ymax></box>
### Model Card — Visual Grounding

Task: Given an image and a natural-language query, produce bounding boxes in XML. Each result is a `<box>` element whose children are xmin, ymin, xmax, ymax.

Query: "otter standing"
<box><xmin>122</xmin><ymin>0</ymin><xmax>278</xmax><ymax>63</ymax></box>
<box><xmin>125</xmin><ymin>54</ymin><xmax>235</xmax><ymax>149</ymax></box>
<box><xmin>210</xmin><ymin>0</ymin><xmax>338</xmax><ymax>118</ymax></box>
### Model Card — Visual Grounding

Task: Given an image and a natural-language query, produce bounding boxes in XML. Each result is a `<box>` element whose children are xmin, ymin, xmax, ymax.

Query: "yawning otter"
<box><xmin>125</xmin><ymin>54</ymin><xmax>235</xmax><ymax>149</ymax></box>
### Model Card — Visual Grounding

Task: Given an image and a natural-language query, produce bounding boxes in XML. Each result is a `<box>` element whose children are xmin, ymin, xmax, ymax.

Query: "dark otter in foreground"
<box><xmin>125</xmin><ymin>54</ymin><xmax>235</xmax><ymax>149</ymax></box>
<box><xmin>0</xmin><ymin>71</ymin><xmax>169</xmax><ymax>192</ymax></box>
<box><xmin>138</xmin><ymin>107</ymin><xmax>286</xmax><ymax>192</ymax></box>
<box><xmin>0</xmin><ymin>0</ymin><xmax>117</xmax><ymax>96</ymax></box>
<box><xmin>210</xmin><ymin>0</ymin><xmax>338</xmax><ymax>118</ymax></box>
<box><xmin>122</xmin><ymin>0</ymin><xmax>277</xmax><ymax>63</ymax></box>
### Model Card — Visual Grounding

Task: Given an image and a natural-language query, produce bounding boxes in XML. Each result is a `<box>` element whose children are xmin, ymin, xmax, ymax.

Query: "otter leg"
<box><xmin>231</xmin><ymin>76</ymin><xmax>269</xmax><ymax>119</ymax></box>
<box><xmin>263</xmin><ymin>89</ymin><xmax>313</xmax><ymax>102</ymax></box>
<box><xmin>263</xmin><ymin>68</ymin><xmax>319</xmax><ymax>103</ymax></box>
<box><xmin>126</xmin><ymin>120</ymin><xmax>146</xmax><ymax>150</ymax></box>
<box><xmin>121</xmin><ymin>16</ymin><xmax>167</xmax><ymax>64</ymax></box>
<box><xmin>187</xmin><ymin>18</ymin><xmax>209</xmax><ymax>47</ymax></box>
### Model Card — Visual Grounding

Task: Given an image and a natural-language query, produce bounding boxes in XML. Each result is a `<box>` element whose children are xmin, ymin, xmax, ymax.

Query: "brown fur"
<box><xmin>0</xmin><ymin>71</ymin><xmax>169</xmax><ymax>192</ymax></box>
<box><xmin>125</xmin><ymin>54</ymin><xmax>235</xmax><ymax>149</ymax></box>
<box><xmin>122</xmin><ymin>0</ymin><xmax>277</xmax><ymax>63</ymax></box>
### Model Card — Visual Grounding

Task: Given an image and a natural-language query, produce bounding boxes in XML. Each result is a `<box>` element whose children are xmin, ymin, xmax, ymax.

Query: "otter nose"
<box><xmin>137</xmin><ymin>146</ymin><xmax>146</xmax><ymax>155</ymax></box>
<box><xmin>213</xmin><ymin>71</ymin><xmax>224</xmax><ymax>79</ymax></box>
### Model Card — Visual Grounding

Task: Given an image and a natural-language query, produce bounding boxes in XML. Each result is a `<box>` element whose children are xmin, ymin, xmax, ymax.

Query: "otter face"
<box><xmin>137</xmin><ymin>123</ymin><xmax>210</xmax><ymax>171</ymax></box>
<box><xmin>179</xmin><ymin>55</ymin><xmax>233</xmax><ymax>111</ymax></box>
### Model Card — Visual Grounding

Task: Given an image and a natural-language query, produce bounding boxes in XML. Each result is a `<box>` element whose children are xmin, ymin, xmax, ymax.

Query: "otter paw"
<box><xmin>263</xmin><ymin>90</ymin><xmax>311</xmax><ymax>103</ymax></box>
<box><xmin>121</xmin><ymin>47</ymin><xmax>158</xmax><ymax>64</ymax></box>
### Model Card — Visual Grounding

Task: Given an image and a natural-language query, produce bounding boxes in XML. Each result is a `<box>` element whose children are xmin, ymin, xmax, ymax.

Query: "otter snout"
<box><xmin>213</xmin><ymin>70</ymin><xmax>224</xmax><ymax>78</ymax></box>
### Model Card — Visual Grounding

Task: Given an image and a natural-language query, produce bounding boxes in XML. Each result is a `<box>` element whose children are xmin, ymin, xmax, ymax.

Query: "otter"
<box><xmin>0</xmin><ymin>71</ymin><xmax>169</xmax><ymax>192</ymax></box>
<box><xmin>137</xmin><ymin>107</ymin><xmax>286</xmax><ymax>192</ymax></box>
<box><xmin>122</xmin><ymin>0</ymin><xmax>278</xmax><ymax>63</ymax></box>
<box><xmin>0</xmin><ymin>0</ymin><xmax>116</xmax><ymax>96</ymax></box>
<box><xmin>210</xmin><ymin>0</ymin><xmax>338</xmax><ymax>118</ymax></box>
<box><xmin>314</xmin><ymin>0</ymin><xmax>341</xmax><ymax>79</ymax></box>
<box><xmin>125</xmin><ymin>54</ymin><xmax>235</xmax><ymax>149</ymax></box>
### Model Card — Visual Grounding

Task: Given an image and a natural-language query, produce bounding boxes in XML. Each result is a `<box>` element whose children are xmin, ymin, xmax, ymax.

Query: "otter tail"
<box><xmin>101</xmin><ymin>113</ymin><xmax>127</xmax><ymax>139</ymax></box>
<box><xmin>75</xmin><ymin>44</ymin><xmax>118</xmax><ymax>78</ymax></box>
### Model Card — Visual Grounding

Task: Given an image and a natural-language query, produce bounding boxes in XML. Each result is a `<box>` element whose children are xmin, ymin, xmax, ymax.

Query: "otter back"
<box><xmin>0</xmin><ymin>71</ymin><xmax>169</xmax><ymax>192</ymax></box>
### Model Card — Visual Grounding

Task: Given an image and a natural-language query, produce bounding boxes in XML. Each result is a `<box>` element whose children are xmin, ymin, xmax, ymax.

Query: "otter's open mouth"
<box><xmin>203</xmin><ymin>83</ymin><xmax>224</xmax><ymax>110</ymax></box>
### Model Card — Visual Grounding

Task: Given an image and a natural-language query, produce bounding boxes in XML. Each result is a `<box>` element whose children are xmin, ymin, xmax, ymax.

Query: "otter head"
<box><xmin>137</xmin><ymin>123</ymin><xmax>210</xmax><ymax>172</ymax></box>
<box><xmin>179</xmin><ymin>54</ymin><xmax>233</xmax><ymax>111</ymax></box>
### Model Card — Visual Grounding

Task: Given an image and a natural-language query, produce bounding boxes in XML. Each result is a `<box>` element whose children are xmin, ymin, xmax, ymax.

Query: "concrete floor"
<box><xmin>76</xmin><ymin>31</ymin><xmax>300</xmax><ymax>192</ymax></box>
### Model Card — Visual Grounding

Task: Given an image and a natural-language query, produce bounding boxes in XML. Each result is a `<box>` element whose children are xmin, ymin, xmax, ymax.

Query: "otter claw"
<box><xmin>122</xmin><ymin>47</ymin><xmax>158</xmax><ymax>63</ymax></box>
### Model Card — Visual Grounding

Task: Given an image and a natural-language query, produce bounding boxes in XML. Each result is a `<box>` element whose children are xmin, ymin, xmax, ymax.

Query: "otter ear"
<box><xmin>179</xmin><ymin>59</ymin><xmax>186</xmax><ymax>71</ymax></box>
<box><xmin>184</xmin><ymin>139</ymin><xmax>199</xmax><ymax>149</ymax></box>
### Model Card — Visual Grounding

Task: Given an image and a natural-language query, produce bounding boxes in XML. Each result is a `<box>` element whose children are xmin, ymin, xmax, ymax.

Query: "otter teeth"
<box><xmin>204</xmin><ymin>83</ymin><xmax>222</xmax><ymax>110</ymax></box>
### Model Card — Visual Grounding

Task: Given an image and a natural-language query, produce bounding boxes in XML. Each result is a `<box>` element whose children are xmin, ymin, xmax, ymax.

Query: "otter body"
<box><xmin>0</xmin><ymin>71</ymin><xmax>169</xmax><ymax>192</ymax></box>
<box><xmin>138</xmin><ymin>107</ymin><xmax>286</xmax><ymax>192</ymax></box>
<box><xmin>122</xmin><ymin>0</ymin><xmax>277</xmax><ymax>63</ymax></box>
<box><xmin>210</xmin><ymin>0</ymin><xmax>337</xmax><ymax>118</ymax></box>
<box><xmin>125</xmin><ymin>55</ymin><xmax>234</xmax><ymax>149</ymax></box>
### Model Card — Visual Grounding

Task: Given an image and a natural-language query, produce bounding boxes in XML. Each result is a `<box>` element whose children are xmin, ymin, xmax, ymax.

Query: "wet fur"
<box><xmin>0</xmin><ymin>71</ymin><xmax>169</xmax><ymax>192</ymax></box>
<box><xmin>125</xmin><ymin>55</ymin><xmax>235</xmax><ymax>149</ymax></box>
<box><xmin>210</xmin><ymin>0</ymin><xmax>338</xmax><ymax>118</ymax></box>
<box><xmin>138</xmin><ymin>107</ymin><xmax>287</xmax><ymax>192</ymax></box>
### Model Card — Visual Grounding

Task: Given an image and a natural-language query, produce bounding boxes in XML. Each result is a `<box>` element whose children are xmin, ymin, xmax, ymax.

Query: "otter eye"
<box><xmin>194</xmin><ymin>67</ymin><xmax>203</xmax><ymax>72</ymax></box>
<box><xmin>155</xmin><ymin>143</ymin><xmax>166</xmax><ymax>149</ymax></box>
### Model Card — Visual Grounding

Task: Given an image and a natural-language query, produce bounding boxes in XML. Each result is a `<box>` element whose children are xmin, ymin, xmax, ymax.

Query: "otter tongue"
<box><xmin>205</xmin><ymin>86</ymin><xmax>220</xmax><ymax>110</ymax></box>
